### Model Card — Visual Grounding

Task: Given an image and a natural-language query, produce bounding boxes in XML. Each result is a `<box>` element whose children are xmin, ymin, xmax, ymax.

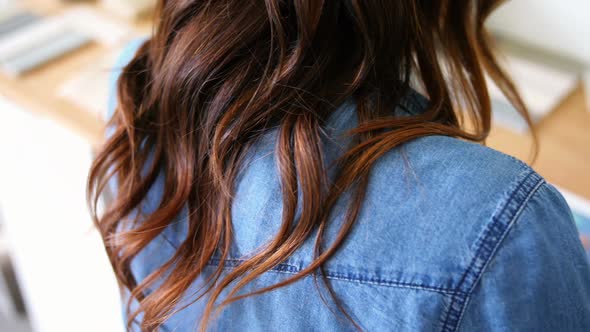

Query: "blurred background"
<box><xmin>0</xmin><ymin>0</ymin><xmax>588</xmax><ymax>331</ymax></box>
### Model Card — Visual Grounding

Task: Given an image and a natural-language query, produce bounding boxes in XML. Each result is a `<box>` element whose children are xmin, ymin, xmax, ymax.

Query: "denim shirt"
<box><xmin>108</xmin><ymin>40</ymin><xmax>590</xmax><ymax>332</ymax></box>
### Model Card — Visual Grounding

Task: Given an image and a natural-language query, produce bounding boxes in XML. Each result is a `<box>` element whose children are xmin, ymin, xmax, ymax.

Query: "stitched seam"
<box><xmin>453</xmin><ymin>293</ymin><xmax>471</xmax><ymax>332</ymax></box>
<box><xmin>205</xmin><ymin>258</ymin><xmax>459</xmax><ymax>295</ymax></box>
<box><xmin>310</xmin><ymin>271</ymin><xmax>458</xmax><ymax>296</ymax></box>
<box><xmin>162</xmin><ymin>225</ymin><xmax>459</xmax><ymax>296</ymax></box>
<box><xmin>439</xmin><ymin>170</ymin><xmax>544</xmax><ymax>332</ymax></box>
<box><xmin>160</xmin><ymin>233</ymin><xmax>179</xmax><ymax>250</ymax></box>
<box><xmin>315</xmin><ymin>270</ymin><xmax>461</xmax><ymax>295</ymax></box>
<box><xmin>439</xmin><ymin>170</ymin><xmax>532</xmax><ymax>330</ymax></box>
<box><xmin>454</xmin><ymin>178</ymin><xmax>545</xmax><ymax>330</ymax></box>
<box><xmin>440</xmin><ymin>172</ymin><xmax>543</xmax><ymax>331</ymax></box>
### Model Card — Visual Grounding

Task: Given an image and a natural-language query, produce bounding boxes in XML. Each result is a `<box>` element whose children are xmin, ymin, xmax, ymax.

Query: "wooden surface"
<box><xmin>487</xmin><ymin>86</ymin><xmax>590</xmax><ymax>198</ymax></box>
<box><xmin>0</xmin><ymin>43</ymin><xmax>110</xmax><ymax>145</ymax></box>
<box><xmin>2</xmin><ymin>1</ymin><xmax>589</xmax><ymax>200</ymax></box>
<box><xmin>0</xmin><ymin>1</ymin><xmax>149</xmax><ymax>145</ymax></box>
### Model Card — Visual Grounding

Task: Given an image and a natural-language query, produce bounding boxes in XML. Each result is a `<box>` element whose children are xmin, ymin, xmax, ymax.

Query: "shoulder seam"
<box><xmin>160</xmin><ymin>232</ymin><xmax>179</xmax><ymax>250</ymax></box>
<box><xmin>440</xmin><ymin>170</ymin><xmax>545</xmax><ymax>332</ymax></box>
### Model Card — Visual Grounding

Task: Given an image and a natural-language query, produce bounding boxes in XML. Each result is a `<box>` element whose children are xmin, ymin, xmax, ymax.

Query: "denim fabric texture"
<box><xmin>108</xmin><ymin>40</ymin><xmax>590</xmax><ymax>332</ymax></box>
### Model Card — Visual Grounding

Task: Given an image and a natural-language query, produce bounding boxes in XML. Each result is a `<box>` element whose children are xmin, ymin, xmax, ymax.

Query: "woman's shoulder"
<box><xmin>322</xmin><ymin>134</ymin><xmax>589</xmax><ymax>330</ymax></box>
<box><xmin>362</xmin><ymin>133</ymin><xmax>572</xmax><ymax>254</ymax></box>
<box><xmin>324</xmin><ymin>133</ymin><xmax>581</xmax><ymax>293</ymax></box>
<box><xmin>394</xmin><ymin>137</ymin><xmax>590</xmax><ymax>330</ymax></box>
<box><xmin>367</xmin><ymin>133</ymin><xmax>543</xmax><ymax>217</ymax></box>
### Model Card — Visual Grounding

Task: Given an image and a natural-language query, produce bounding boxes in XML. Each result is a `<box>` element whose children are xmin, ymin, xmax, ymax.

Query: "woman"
<box><xmin>89</xmin><ymin>1</ymin><xmax>590</xmax><ymax>331</ymax></box>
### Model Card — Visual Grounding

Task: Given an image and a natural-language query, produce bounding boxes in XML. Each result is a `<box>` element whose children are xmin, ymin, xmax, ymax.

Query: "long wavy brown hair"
<box><xmin>88</xmin><ymin>0</ymin><xmax>533</xmax><ymax>330</ymax></box>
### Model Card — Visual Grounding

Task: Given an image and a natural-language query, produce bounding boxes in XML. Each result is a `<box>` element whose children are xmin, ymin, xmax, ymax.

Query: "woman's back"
<box><xmin>112</xmin><ymin>42</ymin><xmax>590</xmax><ymax>331</ymax></box>
<box><xmin>92</xmin><ymin>2</ymin><xmax>590</xmax><ymax>331</ymax></box>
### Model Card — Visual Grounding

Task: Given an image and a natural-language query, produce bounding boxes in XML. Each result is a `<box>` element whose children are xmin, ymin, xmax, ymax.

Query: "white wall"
<box><xmin>0</xmin><ymin>98</ymin><xmax>124</xmax><ymax>332</ymax></box>
<box><xmin>488</xmin><ymin>0</ymin><xmax>590</xmax><ymax>66</ymax></box>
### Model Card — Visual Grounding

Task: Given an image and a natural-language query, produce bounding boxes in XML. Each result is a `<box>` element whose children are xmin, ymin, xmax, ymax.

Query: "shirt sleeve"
<box><xmin>106</xmin><ymin>38</ymin><xmax>147</xmax><ymax>124</ymax></box>
<box><xmin>459</xmin><ymin>182</ymin><xmax>590</xmax><ymax>331</ymax></box>
<box><xmin>104</xmin><ymin>38</ymin><xmax>147</xmax><ymax>197</ymax></box>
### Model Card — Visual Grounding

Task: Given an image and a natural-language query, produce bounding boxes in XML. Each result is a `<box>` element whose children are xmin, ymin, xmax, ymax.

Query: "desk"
<box><xmin>488</xmin><ymin>86</ymin><xmax>590</xmax><ymax>198</ymax></box>
<box><xmin>0</xmin><ymin>1</ymin><xmax>149</xmax><ymax>145</ymax></box>
<box><xmin>2</xmin><ymin>1</ymin><xmax>589</xmax><ymax>200</ymax></box>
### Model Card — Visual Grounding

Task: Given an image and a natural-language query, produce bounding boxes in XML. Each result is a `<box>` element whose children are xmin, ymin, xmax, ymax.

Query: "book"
<box><xmin>1</xmin><ymin>30</ymin><xmax>92</xmax><ymax>76</ymax></box>
<box><xmin>0</xmin><ymin>7</ymin><xmax>134</xmax><ymax>77</ymax></box>
<box><xmin>0</xmin><ymin>12</ymin><xmax>40</xmax><ymax>38</ymax></box>
<box><xmin>0</xmin><ymin>16</ymin><xmax>70</xmax><ymax>64</ymax></box>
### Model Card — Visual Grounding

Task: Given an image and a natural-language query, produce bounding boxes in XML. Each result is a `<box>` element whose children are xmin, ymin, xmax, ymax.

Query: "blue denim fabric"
<box><xmin>108</xmin><ymin>41</ymin><xmax>590</xmax><ymax>331</ymax></box>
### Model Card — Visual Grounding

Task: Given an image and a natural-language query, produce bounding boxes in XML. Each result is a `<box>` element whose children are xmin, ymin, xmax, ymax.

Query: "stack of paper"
<box><xmin>0</xmin><ymin>8</ymin><xmax>133</xmax><ymax>77</ymax></box>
